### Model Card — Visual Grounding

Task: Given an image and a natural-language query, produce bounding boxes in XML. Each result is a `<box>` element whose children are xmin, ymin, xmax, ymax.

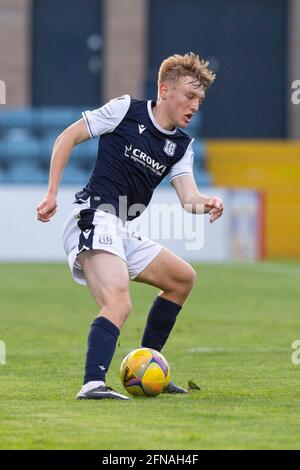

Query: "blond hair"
<box><xmin>158</xmin><ymin>52</ymin><xmax>215</xmax><ymax>91</ymax></box>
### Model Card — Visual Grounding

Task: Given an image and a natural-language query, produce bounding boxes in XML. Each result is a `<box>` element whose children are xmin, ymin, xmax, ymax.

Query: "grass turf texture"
<box><xmin>0</xmin><ymin>262</ymin><xmax>299</xmax><ymax>450</ymax></box>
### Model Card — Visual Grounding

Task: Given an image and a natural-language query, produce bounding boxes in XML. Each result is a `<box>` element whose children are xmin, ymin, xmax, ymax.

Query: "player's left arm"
<box><xmin>172</xmin><ymin>174</ymin><xmax>224</xmax><ymax>223</ymax></box>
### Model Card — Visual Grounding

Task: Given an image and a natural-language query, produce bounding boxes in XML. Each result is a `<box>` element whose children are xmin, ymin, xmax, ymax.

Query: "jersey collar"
<box><xmin>147</xmin><ymin>100</ymin><xmax>177</xmax><ymax>135</ymax></box>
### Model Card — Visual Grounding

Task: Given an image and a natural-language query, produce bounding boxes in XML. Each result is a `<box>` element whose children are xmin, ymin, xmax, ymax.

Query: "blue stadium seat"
<box><xmin>0</xmin><ymin>135</ymin><xmax>44</xmax><ymax>183</ymax></box>
<box><xmin>39</xmin><ymin>134</ymin><xmax>57</xmax><ymax>162</ymax></box>
<box><xmin>194</xmin><ymin>169</ymin><xmax>213</xmax><ymax>187</ymax></box>
<box><xmin>0</xmin><ymin>108</ymin><xmax>34</xmax><ymax>137</ymax></box>
<box><xmin>159</xmin><ymin>177</ymin><xmax>169</xmax><ymax>187</ymax></box>
<box><xmin>0</xmin><ymin>109</ymin><xmax>213</xmax><ymax>187</ymax></box>
<box><xmin>0</xmin><ymin>167</ymin><xmax>9</xmax><ymax>183</ymax></box>
<box><xmin>193</xmin><ymin>139</ymin><xmax>206</xmax><ymax>167</ymax></box>
<box><xmin>4</xmin><ymin>136</ymin><xmax>40</xmax><ymax>159</ymax></box>
<box><xmin>76</xmin><ymin>138</ymin><xmax>98</xmax><ymax>171</ymax></box>
<box><xmin>0</xmin><ymin>139</ymin><xmax>11</xmax><ymax>182</ymax></box>
<box><xmin>35</xmin><ymin>107</ymin><xmax>76</xmax><ymax>136</ymax></box>
<box><xmin>56</xmin><ymin>143</ymin><xmax>89</xmax><ymax>184</ymax></box>
<box><xmin>61</xmin><ymin>164</ymin><xmax>87</xmax><ymax>185</ymax></box>
<box><xmin>0</xmin><ymin>138</ymin><xmax>8</xmax><ymax>158</ymax></box>
<box><xmin>9</xmin><ymin>159</ymin><xmax>47</xmax><ymax>184</ymax></box>
<box><xmin>186</xmin><ymin>113</ymin><xmax>202</xmax><ymax>138</ymax></box>
<box><xmin>38</xmin><ymin>135</ymin><xmax>97</xmax><ymax>182</ymax></box>
<box><xmin>71</xmin><ymin>108</ymin><xmax>86</xmax><ymax>123</ymax></box>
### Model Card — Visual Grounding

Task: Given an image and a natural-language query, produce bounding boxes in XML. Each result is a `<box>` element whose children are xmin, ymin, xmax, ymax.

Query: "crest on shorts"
<box><xmin>99</xmin><ymin>234</ymin><xmax>112</xmax><ymax>244</ymax></box>
<box><xmin>163</xmin><ymin>140</ymin><xmax>177</xmax><ymax>157</ymax></box>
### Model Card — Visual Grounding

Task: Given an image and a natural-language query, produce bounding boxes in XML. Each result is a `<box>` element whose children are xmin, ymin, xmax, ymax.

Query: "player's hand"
<box><xmin>205</xmin><ymin>196</ymin><xmax>224</xmax><ymax>223</ymax></box>
<box><xmin>36</xmin><ymin>193</ymin><xmax>57</xmax><ymax>223</ymax></box>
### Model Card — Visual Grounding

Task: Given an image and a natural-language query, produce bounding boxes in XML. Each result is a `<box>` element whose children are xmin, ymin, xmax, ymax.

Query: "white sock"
<box><xmin>82</xmin><ymin>380</ymin><xmax>105</xmax><ymax>393</ymax></box>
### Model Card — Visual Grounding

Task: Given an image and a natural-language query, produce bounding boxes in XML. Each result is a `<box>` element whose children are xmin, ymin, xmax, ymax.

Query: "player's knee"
<box><xmin>116</xmin><ymin>299</ymin><xmax>132</xmax><ymax>322</ymax></box>
<box><xmin>105</xmin><ymin>294</ymin><xmax>132</xmax><ymax>324</ymax></box>
<box><xmin>190</xmin><ymin>266</ymin><xmax>197</xmax><ymax>287</ymax></box>
<box><xmin>165</xmin><ymin>265</ymin><xmax>196</xmax><ymax>301</ymax></box>
<box><xmin>163</xmin><ymin>265</ymin><xmax>196</xmax><ymax>295</ymax></box>
<box><xmin>182</xmin><ymin>265</ymin><xmax>197</xmax><ymax>293</ymax></box>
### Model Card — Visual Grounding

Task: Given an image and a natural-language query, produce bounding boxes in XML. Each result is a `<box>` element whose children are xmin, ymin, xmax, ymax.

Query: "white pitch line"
<box><xmin>228</xmin><ymin>262</ymin><xmax>300</xmax><ymax>276</ymax></box>
<box><xmin>118</xmin><ymin>346</ymin><xmax>289</xmax><ymax>354</ymax></box>
<box><xmin>187</xmin><ymin>347</ymin><xmax>288</xmax><ymax>353</ymax></box>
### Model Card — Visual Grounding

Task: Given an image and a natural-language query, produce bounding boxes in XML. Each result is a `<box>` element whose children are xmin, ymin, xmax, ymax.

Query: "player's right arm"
<box><xmin>36</xmin><ymin>119</ymin><xmax>90</xmax><ymax>223</ymax></box>
<box><xmin>37</xmin><ymin>95</ymin><xmax>130</xmax><ymax>222</ymax></box>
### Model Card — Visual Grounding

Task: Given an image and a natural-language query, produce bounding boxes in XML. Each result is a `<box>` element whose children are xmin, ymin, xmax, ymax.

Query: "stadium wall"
<box><xmin>103</xmin><ymin>0</ymin><xmax>148</xmax><ymax>100</ymax></box>
<box><xmin>288</xmin><ymin>0</ymin><xmax>300</xmax><ymax>138</ymax></box>
<box><xmin>0</xmin><ymin>186</ymin><xmax>261</xmax><ymax>263</ymax></box>
<box><xmin>206</xmin><ymin>140</ymin><xmax>300</xmax><ymax>258</ymax></box>
<box><xmin>148</xmin><ymin>0</ymin><xmax>288</xmax><ymax>138</ymax></box>
<box><xmin>1</xmin><ymin>0</ymin><xmax>298</xmax><ymax>138</ymax></box>
<box><xmin>0</xmin><ymin>0</ymin><xmax>31</xmax><ymax>106</ymax></box>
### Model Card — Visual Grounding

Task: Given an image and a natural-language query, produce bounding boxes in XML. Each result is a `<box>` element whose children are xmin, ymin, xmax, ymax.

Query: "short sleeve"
<box><xmin>169</xmin><ymin>139</ymin><xmax>194</xmax><ymax>183</ymax></box>
<box><xmin>82</xmin><ymin>94</ymin><xmax>131</xmax><ymax>138</ymax></box>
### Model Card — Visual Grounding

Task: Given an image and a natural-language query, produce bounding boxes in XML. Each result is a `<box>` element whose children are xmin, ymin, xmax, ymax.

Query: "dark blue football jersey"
<box><xmin>76</xmin><ymin>95</ymin><xmax>194</xmax><ymax>221</ymax></box>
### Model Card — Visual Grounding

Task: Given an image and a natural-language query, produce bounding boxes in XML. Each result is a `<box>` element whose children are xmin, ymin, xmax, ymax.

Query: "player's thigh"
<box><xmin>77</xmin><ymin>249</ymin><xmax>130</xmax><ymax>308</ymax></box>
<box><xmin>133</xmin><ymin>247</ymin><xmax>196</xmax><ymax>293</ymax></box>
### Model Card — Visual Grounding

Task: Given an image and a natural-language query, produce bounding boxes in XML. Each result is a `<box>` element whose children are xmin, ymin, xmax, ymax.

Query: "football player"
<box><xmin>37</xmin><ymin>52</ymin><xmax>223</xmax><ymax>400</ymax></box>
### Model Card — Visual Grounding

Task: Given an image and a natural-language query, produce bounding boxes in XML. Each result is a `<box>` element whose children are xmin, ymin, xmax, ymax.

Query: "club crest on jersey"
<box><xmin>163</xmin><ymin>140</ymin><xmax>177</xmax><ymax>157</ymax></box>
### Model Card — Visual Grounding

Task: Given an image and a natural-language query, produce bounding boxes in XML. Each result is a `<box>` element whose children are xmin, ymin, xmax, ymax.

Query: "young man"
<box><xmin>37</xmin><ymin>52</ymin><xmax>224</xmax><ymax>400</ymax></box>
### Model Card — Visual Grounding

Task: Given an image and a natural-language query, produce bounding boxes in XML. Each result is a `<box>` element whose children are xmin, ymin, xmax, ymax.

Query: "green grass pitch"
<box><xmin>0</xmin><ymin>261</ymin><xmax>299</xmax><ymax>450</ymax></box>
